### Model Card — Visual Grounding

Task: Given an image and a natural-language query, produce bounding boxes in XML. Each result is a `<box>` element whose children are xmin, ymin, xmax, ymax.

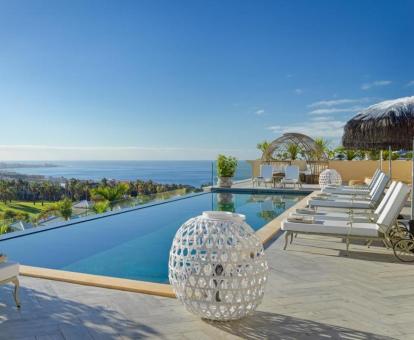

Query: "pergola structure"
<box><xmin>260</xmin><ymin>133</ymin><xmax>328</xmax><ymax>183</ymax></box>
<box><xmin>261</xmin><ymin>133</ymin><xmax>327</xmax><ymax>161</ymax></box>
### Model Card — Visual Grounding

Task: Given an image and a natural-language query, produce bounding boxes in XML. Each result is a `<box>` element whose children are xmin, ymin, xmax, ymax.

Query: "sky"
<box><xmin>0</xmin><ymin>0</ymin><xmax>413</xmax><ymax>160</ymax></box>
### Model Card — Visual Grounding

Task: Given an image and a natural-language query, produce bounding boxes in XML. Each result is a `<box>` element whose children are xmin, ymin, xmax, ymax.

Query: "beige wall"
<box><xmin>328</xmin><ymin>160</ymin><xmax>412</xmax><ymax>183</ymax></box>
<box><xmin>247</xmin><ymin>159</ymin><xmax>413</xmax><ymax>184</ymax></box>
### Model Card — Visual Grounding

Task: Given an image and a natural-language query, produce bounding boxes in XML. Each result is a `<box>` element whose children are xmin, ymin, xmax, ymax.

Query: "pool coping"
<box><xmin>13</xmin><ymin>190</ymin><xmax>318</xmax><ymax>298</ymax></box>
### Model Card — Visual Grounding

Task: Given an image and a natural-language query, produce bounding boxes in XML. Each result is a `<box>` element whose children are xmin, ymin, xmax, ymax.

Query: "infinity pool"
<box><xmin>0</xmin><ymin>191</ymin><xmax>305</xmax><ymax>283</ymax></box>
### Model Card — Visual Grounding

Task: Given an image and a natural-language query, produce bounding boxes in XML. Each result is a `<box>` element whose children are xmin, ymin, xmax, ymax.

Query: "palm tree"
<box><xmin>30</xmin><ymin>182</ymin><xmax>41</xmax><ymax>205</ymax></box>
<box><xmin>256</xmin><ymin>140</ymin><xmax>271</xmax><ymax>161</ymax></box>
<box><xmin>91</xmin><ymin>183</ymin><xmax>129</xmax><ymax>210</ymax></box>
<box><xmin>38</xmin><ymin>198</ymin><xmax>73</xmax><ymax>221</ymax></box>
<box><xmin>312</xmin><ymin>137</ymin><xmax>330</xmax><ymax>160</ymax></box>
<box><xmin>287</xmin><ymin>143</ymin><xmax>300</xmax><ymax>160</ymax></box>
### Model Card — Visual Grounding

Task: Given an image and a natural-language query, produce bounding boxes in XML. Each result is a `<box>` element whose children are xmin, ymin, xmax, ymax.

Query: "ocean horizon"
<box><xmin>0</xmin><ymin>160</ymin><xmax>252</xmax><ymax>187</ymax></box>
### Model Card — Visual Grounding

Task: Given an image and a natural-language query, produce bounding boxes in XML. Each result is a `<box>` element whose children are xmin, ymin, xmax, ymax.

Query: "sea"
<box><xmin>1</xmin><ymin>161</ymin><xmax>252</xmax><ymax>187</ymax></box>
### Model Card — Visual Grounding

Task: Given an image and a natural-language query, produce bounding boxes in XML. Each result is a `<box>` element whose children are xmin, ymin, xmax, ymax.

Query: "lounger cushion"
<box><xmin>281</xmin><ymin>220</ymin><xmax>379</xmax><ymax>237</ymax></box>
<box><xmin>308</xmin><ymin>198</ymin><xmax>373</xmax><ymax>209</ymax></box>
<box><xmin>0</xmin><ymin>261</ymin><xmax>19</xmax><ymax>281</ymax></box>
<box><xmin>323</xmin><ymin>187</ymin><xmax>370</xmax><ymax>195</ymax></box>
<box><xmin>290</xmin><ymin>211</ymin><xmax>372</xmax><ymax>222</ymax></box>
<box><xmin>317</xmin><ymin>193</ymin><xmax>371</xmax><ymax>200</ymax></box>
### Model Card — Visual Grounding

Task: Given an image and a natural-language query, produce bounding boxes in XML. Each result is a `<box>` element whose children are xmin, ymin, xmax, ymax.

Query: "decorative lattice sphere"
<box><xmin>169</xmin><ymin>211</ymin><xmax>268</xmax><ymax>321</ymax></box>
<box><xmin>319</xmin><ymin>169</ymin><xmax>342</xmax><ymax>189</ymax></box>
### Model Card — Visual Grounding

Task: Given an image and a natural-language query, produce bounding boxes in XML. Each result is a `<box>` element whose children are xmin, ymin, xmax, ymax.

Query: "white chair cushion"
<box><xmin>0</xmin><ymin>261</ymin><xmax>19</xmax><ymax>281</ymax></box>
<box><xmin>309</xmin><ymin>198</ymin><xmax>373</xmax><ymax>209</ymax></box>
<box><xmin>281</xmin><ymin>219</ymin><xmax>380</xmax><ymax>237</ymax></box>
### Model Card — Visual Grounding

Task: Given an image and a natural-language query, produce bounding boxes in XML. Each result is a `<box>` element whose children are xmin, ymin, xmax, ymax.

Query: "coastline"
<box><xmin>0</xmin><ymin>160</ymin><xmax>252</xmax><ymax>187</ymax></box>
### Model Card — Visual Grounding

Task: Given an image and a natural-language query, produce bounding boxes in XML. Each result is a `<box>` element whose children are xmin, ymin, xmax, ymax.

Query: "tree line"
<box><xmin>0</xmin><ymin>177</ymin><xmax>198</xmax><ymax>206</ymax></box>
<box><xmin>0</xmin><ymin>178</ymin><xmax>199</xmax><ymax>232</ymax></box>
<box><xmin>257</xmin><ymin>138</ymin><xmax>412</xmax><ymax>161</ymax></box>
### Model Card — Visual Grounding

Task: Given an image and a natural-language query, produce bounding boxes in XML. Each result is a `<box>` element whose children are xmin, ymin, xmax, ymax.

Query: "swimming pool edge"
<box><xmin>19</xmin><ymin>265</ymin><xmax>176</xmax><ymax>298</ymax></box>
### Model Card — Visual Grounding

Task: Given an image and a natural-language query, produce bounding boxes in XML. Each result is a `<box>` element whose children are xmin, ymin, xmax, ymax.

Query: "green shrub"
<box><xmin>93</xmin><ymin>200</ymin><xmax>109</xmax><ymax>214</ymax></box>
<box><xmin>3</xmin><ymin>210</ymin><xmax>16</xmax><ymax>220</ymax></box>
<box><xmin>0</xmin><ymin>224</ymin><xmax>9</xmax><ymax>235</ymax></box>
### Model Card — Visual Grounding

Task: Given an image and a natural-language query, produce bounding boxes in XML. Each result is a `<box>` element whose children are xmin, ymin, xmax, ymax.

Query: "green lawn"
<box><xmin>0</xmin><ymin>201</ymin><xmax>56</xmax><ymax>218</ymax></box>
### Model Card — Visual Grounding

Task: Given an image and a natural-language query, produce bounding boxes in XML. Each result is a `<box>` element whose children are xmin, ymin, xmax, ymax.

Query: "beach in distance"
<box><xmin>0</xmin><ymin>160</ymin><xmax>252</xmax><ymax>187</ymax></box>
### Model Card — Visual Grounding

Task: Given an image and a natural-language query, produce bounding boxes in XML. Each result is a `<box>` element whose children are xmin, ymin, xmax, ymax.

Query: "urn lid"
<box><xmin>201</xmin><ymin>211</ymin><xmax>246</xmax><ymax>223</ymax></box>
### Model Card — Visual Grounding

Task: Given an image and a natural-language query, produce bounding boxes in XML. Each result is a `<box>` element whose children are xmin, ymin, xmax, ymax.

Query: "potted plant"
<box><xmin>217</xmin><ymin>154</ymin><xmax>238</xmax><ymax>188</ymax></box>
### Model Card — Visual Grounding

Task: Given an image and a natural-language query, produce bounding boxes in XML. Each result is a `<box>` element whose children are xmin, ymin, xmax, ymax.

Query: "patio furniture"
<box><xmin>317</xmin><ymin>171</ymin><xmax>386</xmax><ymax>200</ymax></box>
<box><xmin>281</xmin><ymin>182</ymin><xmax>410</xmax><ymax>258</ymax></box>
<box><xmin>272</xmin><ymin>172</ymin><xmax>284</xmax><ymax>188</ymax></box>
<box><xmin>291</xmin><ymin>181</ymin><xmax>397</xmax><ymax>222</ymax></box>
<box><xmin>0</xmin><ymin>260</ymin><xmax>20</xmax><ymax>308</ymax></box>
<box><xmin>169</xmin><ymin>211</ymin><xmax>268</xmax><ymax>320</ymax></box>
<box><xmin>281</xmin><ymin>165</ymin><xmax>302</xmax><ymax>189</ymax></box>
<box><xmin>253</xmin><ymin>164</ymin><xmax>274</xmax><ymax>187</ymax></box>
<box><xmin>322</xmin><ymin>169</ymin><xmax>381</xmax><ymax>195</ymax></box>
<box><xmin>309</xmin><ymin>173</ymin><xmax>389</xmax><ymax>209</ymax></box>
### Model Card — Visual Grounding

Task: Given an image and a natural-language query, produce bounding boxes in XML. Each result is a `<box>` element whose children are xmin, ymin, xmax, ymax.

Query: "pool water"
<box><xmin>0</xmin><ymin>192</ymin><xmax>305</xmax><ymax>283</ymax></box>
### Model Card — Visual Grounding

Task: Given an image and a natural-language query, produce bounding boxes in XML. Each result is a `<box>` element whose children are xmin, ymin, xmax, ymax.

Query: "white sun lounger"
<box><xmin>282</xmin><ymin>182</ymin><xmax>410</xmax><ymax>255</ymax></box>
<box><xmin>309</xmin><ymin>173</ymin><xmax>389</xmax><ymax>209</ymax></box>
<box><xmin>322</xmin><ymin>169</ymin><xmax>381</xmax><ymax>195</ymax></box>
<box><xmin>318</xmin><ymin>171</ymin><xmax>385</xmax><ymax>200</ymax></box>
<box><xmin>291</xmin><ymin>181</ymin><xmax>397</xmax><ymax>222</ymax></box>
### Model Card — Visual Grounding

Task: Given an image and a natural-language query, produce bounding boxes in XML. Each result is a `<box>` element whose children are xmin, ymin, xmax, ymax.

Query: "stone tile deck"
<box><xmin>2</xmin><ymin>230</ymin><xmax>413</xmax><ymax>339</ymax></box>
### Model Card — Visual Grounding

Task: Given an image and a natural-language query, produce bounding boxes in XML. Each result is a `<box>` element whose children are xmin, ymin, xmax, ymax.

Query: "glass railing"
<box><xmin>0</xmin><ymin>187</ymin><xmax>204</xmax><ymax>235</ymax></box>
<box><xmin>0</xmin><ymin>160</ymin><xmax>253</xmax><ymax>236</ymax></box>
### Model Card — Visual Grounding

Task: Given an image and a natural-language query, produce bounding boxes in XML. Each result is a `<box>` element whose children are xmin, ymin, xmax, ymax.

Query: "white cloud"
<box><xmin>310</xmin><ymin>116</ymin><xmax>333</xmax><ymax>121</ymax></box>
<box><xmin>267</xmin><ymin>118</ymin><xmax>345</xmax><ymax>139</ymax></box>
<box><xmin>255</xmin><ymin>109</ymin><xmax>265</xmax><ymax>115</ymax></box>
<box><xmin>361</xmin><ymin>80</ymin><xmax>392</xmax><ymax>90</ymax></box>
<box><xmin>0</xmin><ymin>145</ymin><xmax>258</xmax><ymax>161</ymax></box>
<box><xmin>294</xmin><ymin>88</ymin><xmax>303</xmax><ymax>95</ymax></box>
<box><xmin>308</xmin><ymin>106</ymin><xmax>365</xmax><ymax>115</ymax></box>
<box><xmin>308</xmin><ymin>98</ymin><xmax>372</xmax><ymax>108</ymax></box>
<box><xmin>406</xmin><ymin>80</ymin><xmax>414</xmax><ymax>87</ymax></box>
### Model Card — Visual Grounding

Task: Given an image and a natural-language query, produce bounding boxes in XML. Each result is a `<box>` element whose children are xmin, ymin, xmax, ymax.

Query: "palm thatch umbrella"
<box><xmin>342</xmin><ymin>96</ymin><xmax>414</xmax><ymax>217</ymax></box>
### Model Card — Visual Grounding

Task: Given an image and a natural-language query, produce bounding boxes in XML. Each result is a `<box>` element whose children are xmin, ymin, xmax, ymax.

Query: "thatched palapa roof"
<box><xmin>342</xmin><ymin>96</ymin><xmax>414</xmax><ymax>150</ymax></box>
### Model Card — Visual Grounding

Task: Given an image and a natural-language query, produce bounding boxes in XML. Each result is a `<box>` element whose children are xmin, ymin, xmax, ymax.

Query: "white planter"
<box><xmin>217</xmin><ymin>176</ymin><xmax>233</xmax><ymax>188</ymax></box>
<box><xmin>169</xmin><ymin>211</ymin><xmax>268</xmax><ymax>321</ymax></box>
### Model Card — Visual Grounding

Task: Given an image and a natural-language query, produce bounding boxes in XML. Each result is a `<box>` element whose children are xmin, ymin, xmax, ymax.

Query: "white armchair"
<box><xmin>281</xmin><ymin>165</ymin><xmax>302</xmax><ymax>189</ymax></box>
<box><xmin>253</xmin><ymin>165</ymin><xmax>274</xmax><ymax>188</ymax></box>
<box><xmin>0</xmin><ymin>261</ymin><xmax>20</xmax><ymax>308</ymax></box>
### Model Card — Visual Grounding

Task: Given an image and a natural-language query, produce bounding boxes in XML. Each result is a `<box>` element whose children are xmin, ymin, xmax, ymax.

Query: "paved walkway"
<box><xmin>1</xmin><ymin>230</ymin><xmax>413</xmax><ymax>339</ymax></box>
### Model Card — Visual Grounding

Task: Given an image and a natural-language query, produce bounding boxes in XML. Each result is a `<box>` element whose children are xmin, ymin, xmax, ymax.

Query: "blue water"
<box><xmin>0</xmin><ymin>191</ymin><xmax>304</xmax><ymax>283</ymax></box>
<box><xmin>3</xmin><ymin>160</ymin><xmax>252</xmax><ymax>187</ymax></box>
